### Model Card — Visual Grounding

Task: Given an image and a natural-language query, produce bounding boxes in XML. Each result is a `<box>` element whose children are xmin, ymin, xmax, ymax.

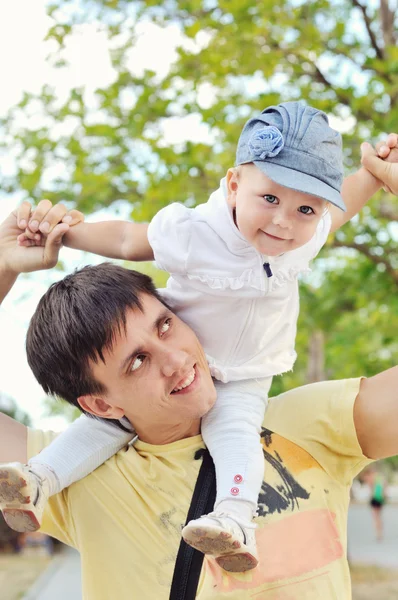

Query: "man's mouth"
<box><xmin>171</xmin><ymin>367</ymin><xmax>197</xmax><ymax>394</ymax></box>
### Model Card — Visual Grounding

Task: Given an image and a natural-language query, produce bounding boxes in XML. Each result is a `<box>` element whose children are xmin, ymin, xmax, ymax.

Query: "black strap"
<box><xmin>169</xmin><ymin>449</ymin><xmax>216</xmax><ymax>600</ymax></box>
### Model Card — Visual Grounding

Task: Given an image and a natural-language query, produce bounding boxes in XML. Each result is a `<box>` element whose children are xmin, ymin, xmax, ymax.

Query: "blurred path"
<box><xmin>22</xmin><ymin>546</ymin><xmax>81</xmax><ymax>600</ymax></box>
<box><xmin>349</xmin><ymin>504</ymin><xmax>398</xmax><ymax>567</ymax></box>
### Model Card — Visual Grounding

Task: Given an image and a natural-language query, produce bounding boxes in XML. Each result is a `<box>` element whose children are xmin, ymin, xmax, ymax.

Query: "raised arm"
<box><xmin>354</xmin><ymin>366</ymin><xmax>398</xmax><ymax>460</ymax></box>
<box><xmin>329</xmin><ymin>167</ymin><xmax>381</xmax><ymax>233</ymax></box>
<box><xmin>17</xmin><ymin>200</ymin><xmax>154</xmax><ymax>262</ymax></box>
<box><xmin>0</xmin><ymin>209</ymin><xmax>68</xmax><ymax>462</ymax></box>
<box><xmin>64</xmin><ymin>220</ymin><xmax>153</xmax><ymax>262</ymax></box>
<box><xmin>0</xmin><ymin>414</ymin><xmax>28</xmax><ymax>463</ymax></box>
<box><xmin>329</xmin><ymin>133</ymin><xmax>398</xmax><ymax>233</ymax></box>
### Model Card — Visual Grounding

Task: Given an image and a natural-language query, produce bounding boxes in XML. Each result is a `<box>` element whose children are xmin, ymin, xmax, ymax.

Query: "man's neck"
<box><xmin>134</xmin><ymin>419</ymin><xmax>201</xmax><ymax>445</ymax></box>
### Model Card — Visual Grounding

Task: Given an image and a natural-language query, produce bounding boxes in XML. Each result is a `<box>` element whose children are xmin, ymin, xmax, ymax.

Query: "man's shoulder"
<box><xmin>28</xmin><ymin>428</ymin><xmax>59</xmax><ymax>458</ymax></box>
<box><xmin>265</xmin><ymin>378</ymin><xmax>372</xmax><ymax>483</ymax></box>
<box><xmin>265</xmin><ymin>378</ymin><xmax>360</xmax><ymax>442</ymax></box>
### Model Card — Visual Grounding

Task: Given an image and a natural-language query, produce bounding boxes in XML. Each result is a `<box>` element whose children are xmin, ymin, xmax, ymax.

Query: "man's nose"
<box><xmin>161</xmin><ymin>348</ymin><xmax>191</xmax><ymax>378</ymax></box>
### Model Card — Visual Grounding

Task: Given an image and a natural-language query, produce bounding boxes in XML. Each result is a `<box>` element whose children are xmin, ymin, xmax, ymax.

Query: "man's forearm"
<box><xmin>0</xmin><ymin>267</ymin><xmax>28</xmax><ymax>463</ymax></box>
<box><xmin>0</xmin><ymin>412</ymin><xmax>28</xmax><ymax>463</ymax></box>
<box><xmin>0</xmin><ymin>267</ymin><xmax>18</xmax><ymax>305</ymax></box>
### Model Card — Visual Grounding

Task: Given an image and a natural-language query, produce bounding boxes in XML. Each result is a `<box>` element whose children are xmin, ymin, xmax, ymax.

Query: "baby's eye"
<box><xmin>160</xmin><ymin>318</ymin><xmax>172</xmax><ymax>335</ymax></box>
<box><xmin>298</xmin><ymin>205</ymin><xmax>315</xmax><ymax>215</ymax></box>
<box><xmin>264</xmin><ymin>195</ymin><xmax>278</xmax><ymax>204</ymax></box>
<box><xmin>130</xmin><ymin>355</ymin><xmax>145</xmax><ymax>372</ymax></box>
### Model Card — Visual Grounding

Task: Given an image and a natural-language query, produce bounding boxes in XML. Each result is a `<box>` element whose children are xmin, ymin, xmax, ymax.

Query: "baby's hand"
<box><xmin>17</xmin><ymin>200</ymin><xmax>84</xmax><ymax>246</ymax></box>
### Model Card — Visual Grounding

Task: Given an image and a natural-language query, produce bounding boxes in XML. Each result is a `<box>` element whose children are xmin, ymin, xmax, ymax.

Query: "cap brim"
<box><xmin>254</xmin><ymin>160</ymin><xmax>346</xmax><ymax>211</ymax></box>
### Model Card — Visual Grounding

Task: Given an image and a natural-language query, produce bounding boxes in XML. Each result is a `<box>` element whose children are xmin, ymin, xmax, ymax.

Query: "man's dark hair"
<box><xmin>26</xmin><ymin>263</ymin><xmax>166</xmax><ymax>430</ymax></box>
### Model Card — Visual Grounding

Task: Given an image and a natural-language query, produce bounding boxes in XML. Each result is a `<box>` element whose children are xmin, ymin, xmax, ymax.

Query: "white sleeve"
<box><xmin>29</xmin><ymin>413</ymin><xmax>134</xmax><ymax>492</ymax></box>
<box><xmin>309</xmin><ymin>210</ymin><xmax>332</xmax><ymax>259</ymax></box>
<box><xmin>147</xmin><ymin>203</ymin><xmax>192</xmax><ymax>275</ymax></box>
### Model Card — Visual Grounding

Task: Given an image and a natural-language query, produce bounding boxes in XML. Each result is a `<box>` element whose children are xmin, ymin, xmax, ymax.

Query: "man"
<box><xmin>0</xmin><ymin>147</ymin><xmax>397</xmax><ymax>599</ymax></box>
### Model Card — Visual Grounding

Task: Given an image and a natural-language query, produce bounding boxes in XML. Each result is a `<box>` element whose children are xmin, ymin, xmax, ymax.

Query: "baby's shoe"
<box><xmin>182</xmin><ymin>511</ymin><xmax>258</xmax><ymax>572</ymax></box>
<box><xmin>0</xmin><ymin>462</ymin><xmax>49</xmax><ymax>532</ymax></box>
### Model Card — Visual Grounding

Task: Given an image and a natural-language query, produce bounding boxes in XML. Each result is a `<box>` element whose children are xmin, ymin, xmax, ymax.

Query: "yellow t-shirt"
<box><xmin>28</xmin><ymin>378</ymin><xmax>372</xmax><ymax>600</ymax></box>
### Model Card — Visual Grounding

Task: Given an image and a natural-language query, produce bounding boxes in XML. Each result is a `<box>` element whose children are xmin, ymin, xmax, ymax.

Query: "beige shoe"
<box><xmin>0</xmin><ymin>463</ymin><xmax>49</xmax><ymax>532</ymax></box>
<box><xmin>182</xmin><ymin>511</ymin><xmax>258</xmax><ymax>572</ymax></box>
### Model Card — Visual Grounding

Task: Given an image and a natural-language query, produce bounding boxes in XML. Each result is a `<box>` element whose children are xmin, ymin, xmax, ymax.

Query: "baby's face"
<box><xmin>226</xmin><ymin>164</ymin><xmax>326</xmax><ymax>256</ymax></box>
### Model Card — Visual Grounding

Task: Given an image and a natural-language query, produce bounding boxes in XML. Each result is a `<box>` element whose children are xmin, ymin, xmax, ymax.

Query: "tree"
<box><xmin>0</xmin><ymin>0</ymin><xmax>396</xmax><ymax>393</ymax></box>
<box><xmin>0</xmin><ymin>393</ymin><xmax>31</xmax><ymax>426</ymax></box>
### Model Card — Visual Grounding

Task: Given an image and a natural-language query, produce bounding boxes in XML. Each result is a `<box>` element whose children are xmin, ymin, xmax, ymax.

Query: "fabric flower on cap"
<box><xmin>248</xmin><ymin>126</ymin><xmax>284</xmax><ymax>160</ymax></box>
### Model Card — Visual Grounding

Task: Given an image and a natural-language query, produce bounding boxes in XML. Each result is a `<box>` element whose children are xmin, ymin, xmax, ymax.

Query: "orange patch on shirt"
<box><xmin>205</xmin><ymin>509</ymin><xmax>343</xmax><ymax>592</ymax></box>
<box><xmin>261</xmin><ymin>433</ymin><xmax>321</xmax><ymax>474</ymax></box>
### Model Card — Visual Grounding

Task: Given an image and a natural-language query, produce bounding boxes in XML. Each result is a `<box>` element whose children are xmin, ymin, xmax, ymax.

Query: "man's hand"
<box><xmin>0</xmin><ymin>208</ymin><xmax>69</xmax><ymax>276</ymax></box>
<box><xmin>361</xmin><ymin>133</ymin><xmax>398</xmax><ymax>195</ymax></box>
<box><xmin>16</xmin><ymin>200</ymin><xmax>84</xmax><ymax>246</ymax></box>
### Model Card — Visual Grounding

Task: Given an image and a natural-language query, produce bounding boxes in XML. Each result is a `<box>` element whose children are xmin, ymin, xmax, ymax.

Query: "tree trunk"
<box><xmin>307</xmin><ymin>330</ymin><xmax>326</xmax><ymax>383</ymax></box>
<box><xmin>380</xmin><ymin>0</ymin><xmax>397</xmax><ymax>47</ymax></box>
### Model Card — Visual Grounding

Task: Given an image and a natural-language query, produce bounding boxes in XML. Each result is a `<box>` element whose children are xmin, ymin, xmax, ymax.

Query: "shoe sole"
<box><xmin>216</xmin><ymin>552</ymin><xmax>258</xmax><ymax>572</ymax></box>
<box><xmin>0</xmin><ymin>465</ymin><xmax>40</xmax><ymax>532</ymax></box>
<box><xmin>182</xmin><ymin>526</ymin><xmax>258</xmax><ymax>572</ymax></box>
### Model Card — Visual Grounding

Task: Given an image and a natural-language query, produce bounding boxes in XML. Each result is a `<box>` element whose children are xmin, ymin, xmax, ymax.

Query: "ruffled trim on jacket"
<box><xmin>269</xmin><ymin>265</ymin><xmax>312</xmax><ymax>290</ymax></box>
<box><xmin>186</xmin><ymin>263</ymin><xmax>311</xmax><ymax>292</ymax></box>
<box><xmin>186</xmin><ymin>268</ymin><xmax>261</xmax><ymax>291</ymax></box>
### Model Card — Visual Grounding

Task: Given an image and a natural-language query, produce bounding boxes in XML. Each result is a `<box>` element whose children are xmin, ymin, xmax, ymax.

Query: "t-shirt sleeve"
<box><xmin>147</xmin><ymin>203</ymin><xmax>192</xmax><ymax>275</ymax></box>
<box><xmin>28</xmin><ymin>428</ymin><xmax>77</xmax><ymax>548</ymax></box>
<box><xmin>266</xmin><ymin>378</ymin><xmax>373</xmax><ymax>485</ymax></box>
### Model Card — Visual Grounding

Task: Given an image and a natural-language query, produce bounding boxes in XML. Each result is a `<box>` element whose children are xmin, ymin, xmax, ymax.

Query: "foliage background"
<box><xmin>0</xmin><ymin>0</ymin><xmax>396</xmax><ymax>405</ymax></box>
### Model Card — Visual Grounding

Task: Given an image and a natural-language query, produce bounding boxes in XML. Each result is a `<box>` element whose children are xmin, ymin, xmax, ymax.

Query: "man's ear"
<box><xmin>78</xmin><ymin>395</ymin><xmax>125</xmax><ymax>420</ymax></box>
<box><xmin>225</xmin><ymin>168</ymin><xmax>239</xmax><ymax>209</ymax></box>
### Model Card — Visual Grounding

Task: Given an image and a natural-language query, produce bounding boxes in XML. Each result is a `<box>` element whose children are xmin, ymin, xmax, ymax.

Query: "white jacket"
<box><xmin>147</xmin><ymin>178</ymin><xmax>331</xmax><ymax>383</ymax></box>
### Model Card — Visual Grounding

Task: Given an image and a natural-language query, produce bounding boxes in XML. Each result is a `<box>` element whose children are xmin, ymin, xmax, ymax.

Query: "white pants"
<box><xmin>29</xmin><ymin>416</ymin><xmax>134</xmax><ymax>494</ymax></box>
<box><xmin>29</xmin><ymin>378</ymin><xmax>271</xmax><ymax>506</ymax></box>
<box><xmin>202</xmin><ymin>378</ymin><xmax>271</xmax><ymax>515</ymax></box>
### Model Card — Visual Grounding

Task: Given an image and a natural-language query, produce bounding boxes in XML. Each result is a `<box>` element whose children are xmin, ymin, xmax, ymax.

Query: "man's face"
<box><xmin>226</xmin><ymin>164</ymin><xmax>326</xmax><ymax>256</ymax></box>
<box><xmin>87</xmin><ymin>294</ymin><xmax>217</xmax><ymax>442</ymax></box>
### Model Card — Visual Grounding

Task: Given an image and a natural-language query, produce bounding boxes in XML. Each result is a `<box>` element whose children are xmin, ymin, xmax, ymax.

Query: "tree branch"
<box><xmin>332</xmin><ymin>239</ymin><xmax>398</xmax><ymax>284</ymax></box>
<box><xmin>310</xmin><ymin>63</ymin><xmax>371</xmax><ymax>121</ymax></box>
<box><xmin>380</xmin><ymin>0</ymin><xmax>397</xmax><ymax>47</ymax></box>
<box><xmin>326</xmin><ymin>42</ymin><xmax>392</xmax><ymax>84</ymax></box>
<box><xmin>377</xmin><ymin>201</ymin><xmax>398</xmax><ymax>222</ymax></box>
<box><xmin>351</xmin><ymin>0</ymin><xmax>384</xmax><ymax>60</ymax></box>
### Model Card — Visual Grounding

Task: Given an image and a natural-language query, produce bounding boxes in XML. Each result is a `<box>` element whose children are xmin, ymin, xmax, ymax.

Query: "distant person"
<box><xmin>366</xmin><ymin>466</ymin><xmax>387</xmax><ymax>541</ymax></box>
<box><xmin>2</xmin><ymin>105</ymin><xmax>397</xmax><ymax>572</ymax></box>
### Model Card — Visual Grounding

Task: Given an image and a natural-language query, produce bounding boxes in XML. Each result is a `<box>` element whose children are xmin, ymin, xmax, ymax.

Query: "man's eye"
<box><xmin>160</xmin><ymin>318</ymin><xmax>172</xmax><ymax>335</ymax></box>
<box><xmin>264</xmin><ymin>195</ymin><xmax>278</xmax><ymax>204</ymax></box>
<box><xmin>130</xmin><ymin>355</ymin><xmax>145</xmax><ymax>372</ymax></box>
<box><xmin>298</xmin><ymin>206</ymin><xmax>315</xmax><ymax>215</ymax></box>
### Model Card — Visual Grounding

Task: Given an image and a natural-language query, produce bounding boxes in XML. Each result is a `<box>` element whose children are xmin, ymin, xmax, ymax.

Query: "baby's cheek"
<box><xmin>300</xmin><ymin>222</ymin><xmax>320</xmax><ymax>244</ymax></box>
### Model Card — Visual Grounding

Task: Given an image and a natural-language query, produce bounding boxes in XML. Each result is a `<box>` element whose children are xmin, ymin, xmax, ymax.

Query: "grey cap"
<box><xmin>236</xmin><ymin>101</ymin><xmax>346</xmax><ymax>211</ymax></box>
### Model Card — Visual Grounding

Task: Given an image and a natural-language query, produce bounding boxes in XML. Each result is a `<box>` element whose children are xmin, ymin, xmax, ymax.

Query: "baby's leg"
<box><xmin>30</xmin><ymin>414</ymin><xmax>134</xmax><ymax>494</ymax></box>
<box><xmin>0</xmin><ymin>415</ymin><xmax>134</xmax><ymax>533</ymax></box>
<box><xmin>182</xmin><ymin>378</ymin><xmax>271</xmax><ymax>572</ymax></box>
